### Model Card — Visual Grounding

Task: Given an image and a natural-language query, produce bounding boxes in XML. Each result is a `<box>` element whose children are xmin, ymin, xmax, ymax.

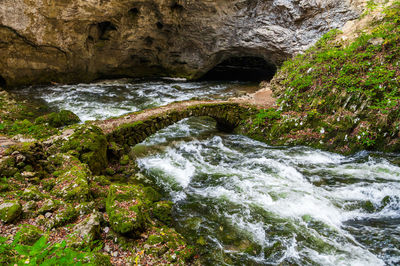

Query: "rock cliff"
<box><xmin>0</xmin><ymin>0</ymin><xmax>360</xmax><ymax>87</ymax></box>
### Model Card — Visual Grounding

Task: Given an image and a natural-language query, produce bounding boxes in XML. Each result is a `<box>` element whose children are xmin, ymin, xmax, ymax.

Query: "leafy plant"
<box><xmin>0</xmin><ymin>233</ymin><xmax>97</xmax><ymax>265</ymax></box>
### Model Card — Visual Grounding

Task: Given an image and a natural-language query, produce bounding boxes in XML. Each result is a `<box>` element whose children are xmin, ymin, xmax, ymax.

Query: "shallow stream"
<box><xmin>13</xmin><ymin>80</ymin><xmax>400</xmax><ymax>265</ymax></box>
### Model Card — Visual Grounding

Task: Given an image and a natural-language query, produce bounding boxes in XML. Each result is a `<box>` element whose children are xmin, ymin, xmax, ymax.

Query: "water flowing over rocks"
<box><xmin>0</xmin><ymin>0</ymin><xmax>359</xmax><ymax>87</ymax></box>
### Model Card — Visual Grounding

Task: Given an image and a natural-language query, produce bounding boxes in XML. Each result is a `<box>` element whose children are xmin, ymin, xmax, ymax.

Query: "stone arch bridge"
<box><xmin>96</xmin><ymin>100</ymin><xmax>257</xmax><ymax>147</ymax></box>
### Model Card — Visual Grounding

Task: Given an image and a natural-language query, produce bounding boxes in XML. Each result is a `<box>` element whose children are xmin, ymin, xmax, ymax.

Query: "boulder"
<box><xmin>106</xmin><ymin>184</ymin><xmax>146</xmax><ymax>235</ymax></box>
<box><xmin>0</xmin><ymin>201</ymin><xmax>22</xmax><ymax>223</ymax></box>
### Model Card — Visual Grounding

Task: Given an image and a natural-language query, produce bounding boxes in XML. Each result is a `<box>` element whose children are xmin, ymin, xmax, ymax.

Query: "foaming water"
<box><xmin>137</xmin><ymin>117</ymin><xmax>400</xmax><ymax>265</ymax></box>
<box><xmin>12</xmin><ymin>79</ymin><xmax>257</xmax><ymax>121</ymax></box>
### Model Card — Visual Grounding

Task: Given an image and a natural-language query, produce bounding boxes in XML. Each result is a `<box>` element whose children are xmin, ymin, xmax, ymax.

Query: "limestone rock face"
<box><xmin>0</xmin><ymin>0</ymin><xmax>359</xmax><ymax>87</ymax></box>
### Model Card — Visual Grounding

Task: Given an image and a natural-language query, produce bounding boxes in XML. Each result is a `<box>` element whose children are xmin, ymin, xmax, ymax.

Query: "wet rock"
<box><xmin>23</xmin><ymin>200</ymin><xmax>37</xmax><ymax>212</ymax></box>
<box><xmin>21</xmin><ymin>171</ymin><xmax>36</xmax><ymax>178</ymax></box>
<box><xmin>119</xmin><ymin>155</ymin><xmax>130</xmax><ymax>166</ymax></box>
<box><xmin>0</xmin><ymin>201</ymin><xmax>22</xmax><ymax>223</ymax></box>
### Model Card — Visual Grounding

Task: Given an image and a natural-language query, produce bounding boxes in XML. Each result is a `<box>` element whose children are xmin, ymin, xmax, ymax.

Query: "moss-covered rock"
<box><xmin>38</xmin><ymin>199</ymin><xmax>60</xmax><ymax>214</ymax></box>
<box><xmin>35</xmin><ymin>110</ymin><xmax>80</xmax><ymax>128</ymax></box>
<box><xmin>69</xmin><ymin>212</ymin><xmax>101</xmax><ymax>247</ymax></box>
<box><xmin>152</xmin><ymin>201</ymin><xmax>173</xmax><ymax>225</ymax></box>
<box><xmin>46</xmin><ymin>204</ymin><xmax>78</xmax><ymax>229</ymax></box>
<box><xmin>134</xmin><ymin>226</ymin><xmax>197</xmax><ymax>264</ymax></box>
<box><xmin>21</xmin><ymin>186</ymin><xmax>44</xmax><ymax>201</ymax></box>
<box><xmin>0</xmin><ymin>156</ymin><xmax>18</xmax><ymax>178</ymax></box>
<box><xmin>16</xmin><ymin>224</ymin><xmax>43</xmax><ymax>245</ymax></box>
<box><xmin>106</xmin><ymin>184</ymin><xmax>146</xmax><ymax>235</ymax></box>
<box><xmin>53</xmin><ymin>162</ymin><xmax>90</xmax><ymax>202</ymax></box>
<box><xmin>143</xmin><ymin>187</ymin><xmax>161</xmax><ymax>202</ymax></box>
<box><xmin>0</xmin><ymin>200</ymin><xmax>22</xmax><ymax>223</ymax></box>
<box><xmin>61</xmin><ymin>125</ymin><xmax>108</xmax><ymax>174</ymax></box>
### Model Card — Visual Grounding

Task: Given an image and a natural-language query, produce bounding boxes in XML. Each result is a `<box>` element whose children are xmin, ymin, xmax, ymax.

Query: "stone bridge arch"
<box><xmin>105</xmin><ymin>102</ymin><xmax>253</xmax><ymax>147</ymax></box>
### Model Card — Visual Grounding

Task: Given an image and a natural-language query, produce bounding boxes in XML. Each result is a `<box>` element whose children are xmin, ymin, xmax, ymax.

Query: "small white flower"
<box><xmin>357</xmin><ymin>136</ymin><xmax>361</xmax><ymax>139</ymax></box>
<box><xmin>320</xmin><ymin>128</ymin><xmax>325</xmax><ymax>134</ymax></box>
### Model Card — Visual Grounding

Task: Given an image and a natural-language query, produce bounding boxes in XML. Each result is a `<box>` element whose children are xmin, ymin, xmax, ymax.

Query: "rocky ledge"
<box><xmin>0</xmin><ymin>0</ymin><xmax>359</xmax><ymax>87</ymax></box>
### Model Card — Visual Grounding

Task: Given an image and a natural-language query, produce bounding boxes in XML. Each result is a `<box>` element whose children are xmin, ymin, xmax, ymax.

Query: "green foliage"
<box><xmin>0</xmin><ymin>119</ymin><xmax>59</xmax><ymax>140</ymax></box>
<box><xmin>274</xmin><ymin>1</ymin><xmax>400</xmax><ymax>114</ymax></box>
<box><xmin>0</xmin><ymin>234</ymin><xmax>96</xmax><ymax>265</ymax></box>
<box><xmin>253</xmin><ymin>108</ymin><xmax>281</xmax><ymax>127</ymax></box>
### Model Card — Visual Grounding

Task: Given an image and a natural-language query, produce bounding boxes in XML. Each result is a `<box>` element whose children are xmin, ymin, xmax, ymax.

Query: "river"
<box><xmin>12</xmin><ymin>80</ymin><xmax>400</xmax><ymax>265</ymax></box>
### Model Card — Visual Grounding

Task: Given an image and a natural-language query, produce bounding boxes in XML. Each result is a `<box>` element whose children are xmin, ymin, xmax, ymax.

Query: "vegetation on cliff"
<box><xmin>242</xmin><ymin>0</ymin><xmax>400</xmax><ymax>154</ymax></box>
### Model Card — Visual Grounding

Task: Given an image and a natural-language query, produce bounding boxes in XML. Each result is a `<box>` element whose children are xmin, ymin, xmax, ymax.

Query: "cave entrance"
<box><xmin>201</xmin><ymin>57</ymin><xmax>277</xmax><ymax>82</ymax></box>
<box><xmin>0</xmin><ymin>75</ymin><xmax>6</xmax><ymax>88</ymax></box>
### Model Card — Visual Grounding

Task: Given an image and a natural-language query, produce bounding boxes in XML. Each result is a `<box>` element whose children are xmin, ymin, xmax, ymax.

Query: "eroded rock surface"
<box><xmin>0</xmin><ymin>0</ymin><xmax>359</xmax><ymax>87</ymax></box>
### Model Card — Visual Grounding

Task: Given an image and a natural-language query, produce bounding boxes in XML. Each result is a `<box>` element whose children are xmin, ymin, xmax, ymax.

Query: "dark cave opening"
<box><xmin>97</xmin><ymin>22</ymin><xmax>117</xmax><ymax>40</ymax></box>
<box><xmin>201</xmin><ymin>57</ymin><xmax>277</xmax><ymax>82</ymax></box>
<box><xmin>0</xmin><ymin>75</ymin><xmax>6</xmax><ymax>88</ymax></box>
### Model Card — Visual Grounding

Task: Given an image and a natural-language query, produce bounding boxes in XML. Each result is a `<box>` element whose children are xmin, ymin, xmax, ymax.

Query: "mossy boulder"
<box><xmin>0</xmin><ymin>156</ymin><xmax>18</xmax><ymax>178</ymax></box>
<box><xmin>38</xmin><ymin>199</ymin><xmax>60</xmax><ymax>214</ymax></box>
<box><xmin>16</xmin><ymin>224</ymin><xmax>43</xmax><ymax>245</ymax></box>
<box><xmin>136</xmin><ymin>226</ymin><xmax>197</xmax><ymax>264</ymax></box>
<box><xmin>69</xmin><ymin>212</ymin><xmax>101</xmax><ymax>247</ymax></box>
<box><xmin>106</xmin><ymin>184</ymin><xmax>146</xmax><ymax>235</ymax></box>
<box><xmin>53</xmin><ymin>162</ymin><xmax>91</xmax><ymax>202</ymax></box>
<box><xmin>21</xmin><ymin>186</ymin><xmax>44</xmax><ymax>201</ymax></box>
<box><xmin>152</xmin><ymin>201</ymin><xmax>173</xmax><ymax>225</ymax></box>
<box><xmin>0</xmin><ymin>200</ymin><xmax>22</xmax><ymax>223</ymax></box>
<box><xmin>61</xmin><ymin>125</ymin><xmax>108</xmax><ymax>174</ymax></box>
<box><xmin>143</xmin><ymin>187</ymin><xmax>162</xmax><ymax>202</ymax></box>
<box><xmin>35</xmin><ymin>110</ymin><xmax>80</xmax><ymax>128</ymax></box>
<box><xmin>46</xmin><ymin>204</ymin><xmax>78</xmax><ymax>229</ymax></box>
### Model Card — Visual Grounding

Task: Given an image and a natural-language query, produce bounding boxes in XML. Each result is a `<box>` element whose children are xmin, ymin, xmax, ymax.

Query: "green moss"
<box><xmin>143</xmin><ymin>187</ymin><xmax>161</xmax><ymax>202</ymax></box>
<box><xmin>53</xmin><ymin>163</ymin><xmax>90</xmax><ymax>202</ymax></box>
<box><xmin>152</xmin><ymin>201</ymin><xmax>173</xmax><ymax>225</ymax></box>
<box><xmin>16</xmin><ymin>224</ymin><xmax>43</xmax><ymax>245</ymax></box>
<box><xmin>38</xmin><ymin>199</ymin><xmax>60</xmax><ymax>214</ymax></box>
<box><xmin>61</xmin><ymin>125</ymin><xmax>108</xmax><ymax>174</ymax></box>
<box><xmin>0</xmin><ymin>201</ymin><xmax>22</xmax><ymax>223</ymax></box>
<box><xmin>105</xmin><ymin>184</ymin><xmax>146</xmax><ymax>235</ymax></box>
<box><xmin>146</xmin><ymin>234</ymin><xmax>164</xmax><ymax>245</ymax></box>
<box><xmin>239</xmin><ymin>1</ymin><xmax>400</xmax><ymax>154</ymax></box>
<box><xmin>119</xmin><ymin>155</ymin><xmax>130</xmax><ymax>165</ymax></box>
<box><xmin>21</xmin><ymin>186</ymin><xmax>44</xmax><ymax>201</ymax></box>
<box><xmin>35</xmin><ymin>110</ymin><xmax>80</xmax><ymax>128</ymax></box>
<box><xmin>47</xmin><ymin>204</ymin><xmax>78</xmax><ymax>229</ymax></box>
